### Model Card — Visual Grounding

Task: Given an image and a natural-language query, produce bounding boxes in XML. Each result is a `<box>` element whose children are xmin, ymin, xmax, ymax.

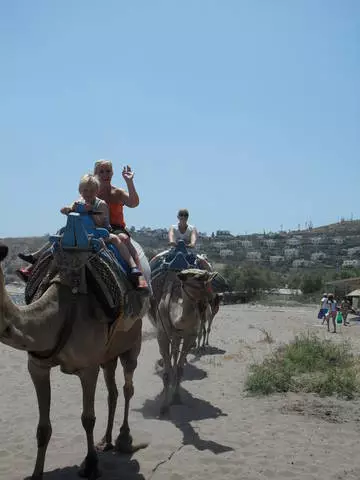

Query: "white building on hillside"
<box><xmin>343</xmin><ymin>259</ymin><xmax>360</xmax><ymax>268</ymax></box>
<box><xmin>311</xmin><ymin>236</ymin><xmax>323</xmax><ymax>245</ymax></box>
<box><xmin>263</xmin><ymin>238</ymin><xmax>276</xmax><ymax>247</ymax></box>
<box><xmin>241</xmin><ymin>240</ymin><xmax>252</xmax><ymax>248</ymax></box>
<box><xmin>292</xmin><ymin>259</ymin><xmax>311</xmax><ymax>268</ymax></box>
<box><xmin>286</xmin><ymin>238</ymin><xmax>301</xmax><ymax>246</ymax></box>
<box><xmin>311</xmin><ymin>252</ymin><xmax>326</xmax><ymax>262</ymax></box>
<box><xmin>284</xmin><ymin>248</ymin><xmax>299</xmax><ymax>258</ymax></box>
<box><xmin>270</xmin><ymin>255</ymin><xmax>284</xmax><ymax>264</ymax></box>
<box><xmin>247</xmin><ymin>251</ymin><xmax>261</xmax><ymax>261</ymax></box>
<box><xmin>220</xmin><ymin>249</ymin><xmax>234</xmax><ymax>258</ymax></box>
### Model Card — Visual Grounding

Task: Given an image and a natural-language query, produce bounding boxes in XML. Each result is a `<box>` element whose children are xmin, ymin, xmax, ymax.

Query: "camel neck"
<box><xmin>0</xmin><ymin>284</ymin><xmax>62</xmax><ymax>352</ymax></box>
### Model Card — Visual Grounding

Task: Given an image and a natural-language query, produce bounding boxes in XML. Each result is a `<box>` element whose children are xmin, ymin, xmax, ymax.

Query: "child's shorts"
<box><xmin>318</xmin><ymin>308</ymin><xmax>328</xmax><ymax>319</ymax></box>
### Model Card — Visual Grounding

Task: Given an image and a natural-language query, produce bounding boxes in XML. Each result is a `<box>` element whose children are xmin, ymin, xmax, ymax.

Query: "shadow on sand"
<box><xmin>154</xmin><ymin>357</ymin><xmax>208</xmax><ymax>382</ymax></box>
<box><xmin>36</xmin><ymin>451</ymin><xmax>145</xmax><ymax>480</ymax></box>
<box><xmin>135</xmin><ymin>386</ymin><xmax>233</xmax><ymax>456</ymax></box>
<box><xmin>190</xmin><ymin>345</ymin><xmax>226</xmax><ymax>362</ymax></box>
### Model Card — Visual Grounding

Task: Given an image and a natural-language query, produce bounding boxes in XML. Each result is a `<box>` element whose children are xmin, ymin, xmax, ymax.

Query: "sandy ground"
<box><xmin>2</xmin><ymin>303</ymin><xmax>360</xmax><ymax>480</ymax></box>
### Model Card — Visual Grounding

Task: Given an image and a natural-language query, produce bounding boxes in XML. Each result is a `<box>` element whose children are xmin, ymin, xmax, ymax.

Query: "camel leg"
<box><xmin>78</xmin><ymin>367</ymin><xmax>100</xmax><ymax>480</ymax></box>
<box><xmin>157</xmin><ymin>330</ymin><xmax>173</xmax><ymax>415</ymax></box>
<box><xmin>115</xmin><ymin>333</ymin><xmax>146</xmax><ymax>453</ymax></box>
<box><xmin>202</xmin><ymin>320</ymin><xmax>207</xmax><ymax>348</ymax></box>
<box><xmin>196</xmin><ymin>319</ymin><xmax>204</xmax><ymax>350</ymax></box>
<box><xmin>28</xmin><ymin>360</ymin><xmax>52</xmax><ymax>480</ymax></box>
<box><xmin>96</xmin><ymin>358</ymin><xmax>118</xmax><ymax>451</ymax></box>
<box><xmin>205</xmin><ymin>316</ymin><xmax>214</xmax><ymax>346</ymax></box>
<box><xmin>173</xmin><ymin>335</ymin><xmax>193</xmax><ymax>404</ymax></box>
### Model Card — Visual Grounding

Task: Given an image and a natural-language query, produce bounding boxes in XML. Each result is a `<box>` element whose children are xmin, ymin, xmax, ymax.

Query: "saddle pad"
<box><xmin>25</xmin><ymin>247</ymin><xmax>129</xmax><ymax>320</ymax></box>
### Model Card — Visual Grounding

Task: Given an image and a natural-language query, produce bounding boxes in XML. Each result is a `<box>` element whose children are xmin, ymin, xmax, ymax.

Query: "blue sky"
<box><xmin>1</xmin><ymin>1</ymin><xmax>359</xmax><ymax>238</ymax></box>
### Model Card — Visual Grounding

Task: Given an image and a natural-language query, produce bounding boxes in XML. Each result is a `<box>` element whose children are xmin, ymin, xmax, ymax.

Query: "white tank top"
<box><xmin>172</xmin><ymin>224</ymin><xmax>194</xmax><ymax>243</ymax></box>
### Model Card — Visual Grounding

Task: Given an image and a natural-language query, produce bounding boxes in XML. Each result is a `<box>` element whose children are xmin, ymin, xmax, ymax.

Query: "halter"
<box><xmin>181</xmin><ymin>278</ymin><xmax>213</xmax><ymax>305</ymax></box>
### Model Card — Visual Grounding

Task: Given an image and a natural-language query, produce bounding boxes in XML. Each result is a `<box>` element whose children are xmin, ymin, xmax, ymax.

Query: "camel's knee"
<box><xmin>123</xmin><ymin>383</ymin><xmax>134</xmax><ymax>400</ymax></box>
<box><xmin>122</xmin><ymin>371</ymin><xmax>135</xmax><ymax>399</ymax></box>
<box><xmin>36</xmin><ymin>424</ymin><xmax>52</xmax><ymax>448</ymax></box>
<box><xmin>176</xmin><ymin>365</ymin><xmax>183</xmax><ymax>381</ymax></box>
<box><xmin>108</xmin><ymin>384</ymin><xmax>119</xmax><ymax>403</ymax></box>
<box><xmin>163</xmin><ymin>371</ymin><xmax>171</xmax><ymax>388</ymax></box>
<box><xmin>120</xmin><ymin>350</ymin><xmax>138</xmax><ymax>374</ymax></box>
<box><xmin>81</xmin><ymin>414</ymin><xmax>96</xmax><ymax>433</ymax></box>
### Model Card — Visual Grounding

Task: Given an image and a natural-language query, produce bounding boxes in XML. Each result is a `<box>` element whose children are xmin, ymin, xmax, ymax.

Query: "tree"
<box><xmin>301</xmin><ymin>274</ymin><xmax>323</xmax><ymax>294</ymax></box>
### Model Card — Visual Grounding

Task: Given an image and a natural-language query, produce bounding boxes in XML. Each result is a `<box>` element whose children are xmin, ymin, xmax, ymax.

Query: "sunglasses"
<box><xmin>178</xmin><ymin>214</ymin><xmax>188</xmax><ymax>218</ymax></box>
<box><xmin>98</xmin><ymin>169</ymin><xmax>112</xmax><ymax>174</ymax></box>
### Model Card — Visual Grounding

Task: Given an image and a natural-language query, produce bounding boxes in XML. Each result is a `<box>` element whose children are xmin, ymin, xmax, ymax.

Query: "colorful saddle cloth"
<box><xmin>24</xmin><ymin>212</ymin><xmax>149</xmax><ymax>321</ymax></box>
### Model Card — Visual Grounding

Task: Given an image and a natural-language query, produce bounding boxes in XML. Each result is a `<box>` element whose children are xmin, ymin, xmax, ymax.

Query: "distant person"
<box><xmin>168</xmin><ymin>209</ymin><xmax>198</xmax><ymax>248</ymax></box>
<box><xmin>340</xmin><ymin>297</ymin><xmax>353</xmax><ymax>326</ymax></box>
<box><xmin>318</xmin><ymin>293</ymin><xmax>328</xmax><ymax>324</ymax></box>
<box><xmin>326</xmin><ymin>294</ymin><xmax>337</xmax><ymax>333</ymax></box>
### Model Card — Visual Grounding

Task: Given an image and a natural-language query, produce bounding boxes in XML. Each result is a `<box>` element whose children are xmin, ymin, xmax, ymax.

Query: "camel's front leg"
<box><xmin>116</xmin><ymin>332</ymin><xmax>145</xmax><ymax>453</ymax></box>
<box><xmin>173</xmin><ymin>335</ymin><xmax>194</xmax><ymax>404</ymax></box>
<box><xmin>97</xmin><ymin>358</ymin><xmax>118</xmax><ymax>451</ymax></box>
<box><xmin>78</xmin><ymin>366</ymin><xmax>100</xmax><ymax>479</ymax></box>
<box><xmin>158</xmin><ymin>329</ymin><xmax>173</xmax><ymax>415</ymax></box>
<box><xmin>196</xmin><ymin>319</ymin><xmax>204</xmax><ymax>350</ymax></box>
<box><xmin>28</xmin><ymin>359</ymin><xmax>52</xmax><ymax>480</ymax></box>
<box><xmin>205</xmin><ymin>316</ymin><xmax>214</xmax><ymax>346</ymax></box>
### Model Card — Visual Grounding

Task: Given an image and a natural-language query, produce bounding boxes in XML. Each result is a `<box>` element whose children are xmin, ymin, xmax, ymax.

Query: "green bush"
<box><xmin>245</xmin><ymin>333</ymin><xmax>359</xmax><ymax>399</ymax></box>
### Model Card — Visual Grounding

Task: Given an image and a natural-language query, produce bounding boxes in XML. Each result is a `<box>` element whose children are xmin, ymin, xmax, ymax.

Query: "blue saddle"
<box><xmin>49</xmin><ymin>212</ymin><xmax>130</xmax><ymax>275</ymax></box>
<box><xmin>151</xmin><ymin>240</ymin><xmax>198</xmax><ymax>279</ymax></box>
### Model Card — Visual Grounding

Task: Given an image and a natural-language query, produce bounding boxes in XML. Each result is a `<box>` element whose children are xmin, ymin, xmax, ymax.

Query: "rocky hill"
<box><xmin>2</xmin><ymin>219</ymin><xmax>360</xmax><ymax>284</ymax></box>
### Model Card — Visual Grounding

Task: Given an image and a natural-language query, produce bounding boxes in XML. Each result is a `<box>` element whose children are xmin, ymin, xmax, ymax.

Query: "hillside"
<box><xmin>2</xmin><ymin>219</ymin><xmax>360</xmax><ymax>286</ymax></box>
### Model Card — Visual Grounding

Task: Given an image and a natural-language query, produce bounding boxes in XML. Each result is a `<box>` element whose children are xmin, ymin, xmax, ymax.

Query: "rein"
<box><xmin>29</xmin><ymin>289</ymin><xmax>78</xmax><ymax>361</ymax></box>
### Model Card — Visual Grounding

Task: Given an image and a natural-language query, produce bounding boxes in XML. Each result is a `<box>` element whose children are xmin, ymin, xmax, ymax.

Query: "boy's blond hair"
<box><xmin>94</xmin><ymin>159</ymin><xmax>113</xmax><ymax>175</ymax></box>
<box><xmin>79</xmin><ymin>173</ymin><xmax>100</xmax><ymax>193</ymax></box>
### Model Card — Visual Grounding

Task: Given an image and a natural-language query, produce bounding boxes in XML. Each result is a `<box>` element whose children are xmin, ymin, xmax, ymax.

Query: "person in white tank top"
<box><xmin>168</xmin><ymin>208</ymin><xmax>198</xmax><ymax>248</ymax></box>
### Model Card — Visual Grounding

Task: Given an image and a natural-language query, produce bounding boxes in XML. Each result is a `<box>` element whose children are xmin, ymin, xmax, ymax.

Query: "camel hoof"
<box><xmin>160</xmin><ymin>404</ymin><xmax>170</xmax><ymax>416</ymax></box>
<box><xmin>115</xmin><ymin>432</ymin><xmax>147</xmax><ymax>454</ymax></box>
<box><xmin>78</xmin><ymin>454</ymin><xmax>101</xmax><ymax>479</ymax></box>
<box><xmin>171</xmin><ymin>392</ymin><xmax>182</xmax><ymax>405</ymax></box>
<box><xmin>78</xmin><ymin>467</ymin><xmax>101</xmax><ymax>479</ymax></box>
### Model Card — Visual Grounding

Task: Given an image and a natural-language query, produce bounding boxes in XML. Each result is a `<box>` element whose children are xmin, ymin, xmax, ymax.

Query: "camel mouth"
<box><xmin>0</xmin><ymin>325</ymin><xmax>11</xmax><ymax>339</ymax></box>
<box><xmin>0</xmin><ymin>243</ymin><xmax>9</xmax><ymax>262</ymax></box>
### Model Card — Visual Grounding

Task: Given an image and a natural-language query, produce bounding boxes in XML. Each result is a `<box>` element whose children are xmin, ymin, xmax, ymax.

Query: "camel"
<box><xmin>0</xmin><ymin>239</ymin><xmax>150</xmax><ymax>480</ymax></box>
<box><xmin>196</xmin><ymin>293</ymin><xmax>221</xmax><ymax>349</ymax></box>
<box><xmin>149</xmin><ymin>268</ymin><xmax>217</xmax><ymax>414</ymax></box>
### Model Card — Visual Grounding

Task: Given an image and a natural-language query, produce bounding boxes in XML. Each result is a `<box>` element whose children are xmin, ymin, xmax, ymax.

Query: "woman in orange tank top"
<box><xmin>94</xmin><ymin>159</ymin><xmax>147</xmax><ymax>289</ymax></box>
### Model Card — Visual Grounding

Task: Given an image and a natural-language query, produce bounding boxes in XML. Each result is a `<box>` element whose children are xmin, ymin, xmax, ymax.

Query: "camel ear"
<box><xmin>0</xmin><ymin>243</ymin><xmax>8</xmax><ymax>262</ymax></box>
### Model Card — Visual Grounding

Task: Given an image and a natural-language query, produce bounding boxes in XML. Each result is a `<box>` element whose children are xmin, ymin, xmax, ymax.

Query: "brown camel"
<box><xmin>0</xmin><ymin>243</ymin><xmax>150</xmax><ymax>480</ymax></box>
<box><xmin>196</xmin><ymin>293</ymin><xmax>221</xmax><ymax>349</ymax></box>
<box><xmin>149</xmin><ymin>268</ymin><xmax>216</xmax><ymax>414</ymax></box>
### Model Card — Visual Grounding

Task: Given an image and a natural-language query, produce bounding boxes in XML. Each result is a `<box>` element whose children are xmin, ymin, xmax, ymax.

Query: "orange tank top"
<box><xmin>109</xmin><ymin>203</ymin><xmax>125</xmax><ymax>228</ymax></box>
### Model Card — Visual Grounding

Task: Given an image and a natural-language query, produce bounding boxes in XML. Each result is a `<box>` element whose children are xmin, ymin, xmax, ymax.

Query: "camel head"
<box><xmin>177</xmin><ymin>268</ymin><xmax>217</xmax><ymax>302</ymax></box>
